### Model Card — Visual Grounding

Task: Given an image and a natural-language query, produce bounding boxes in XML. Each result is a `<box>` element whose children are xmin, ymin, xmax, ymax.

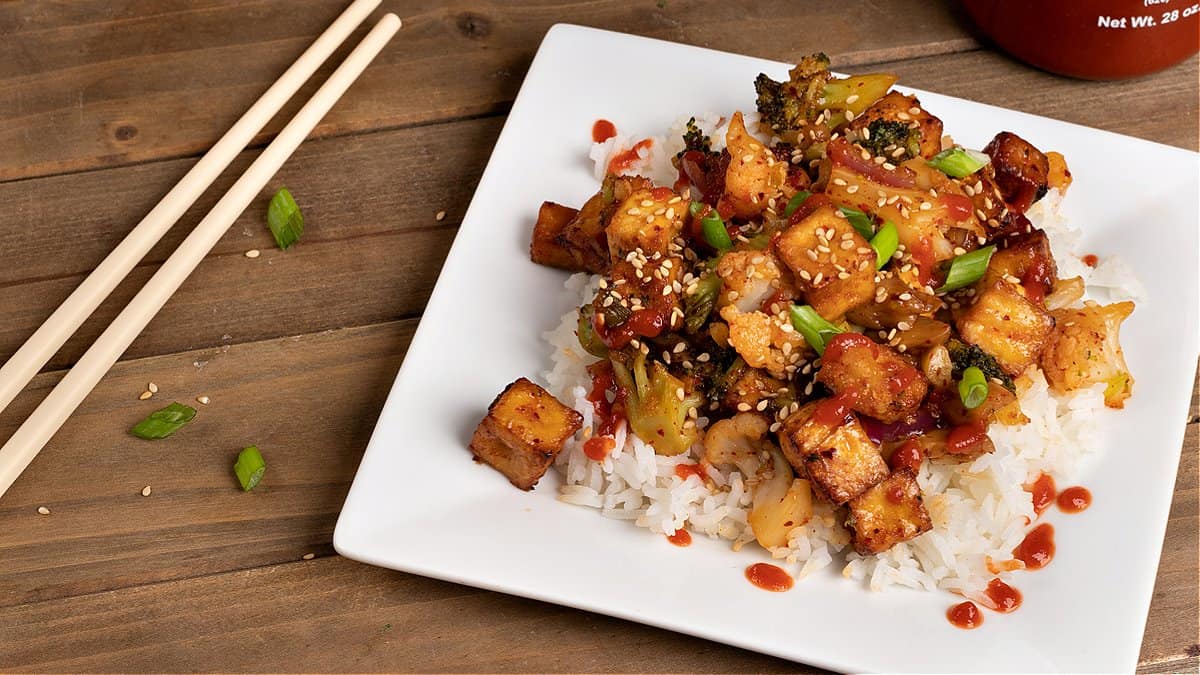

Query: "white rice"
<box><xmin>542</xmin><ymin>116</ymin><xmax>1137</xmax><ymax>595</ymax></box>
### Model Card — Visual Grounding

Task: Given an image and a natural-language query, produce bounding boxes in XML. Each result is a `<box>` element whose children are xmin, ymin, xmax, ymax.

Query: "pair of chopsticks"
<box><xmin>0</xmin><ymin>0</ymin><xmax>400</xmax><ymax>499</ymax></box>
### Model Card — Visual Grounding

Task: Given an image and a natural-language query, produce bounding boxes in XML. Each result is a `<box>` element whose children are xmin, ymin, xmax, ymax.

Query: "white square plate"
<box><xmin>334</xmin><ymin>25</ymin><xmax>1199</xmax><ymax>672</ymax></box>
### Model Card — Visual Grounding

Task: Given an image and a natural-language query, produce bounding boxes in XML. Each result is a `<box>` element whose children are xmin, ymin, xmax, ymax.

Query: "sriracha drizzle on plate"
<box><xmin>1057</xmin><ymin>486</ymin><xmax>1092</xmax><ymax>513</ymax></box>
<box><xmin>666</xmin><ymin>529</ymin><xmax>692</xmax><ymax>547</ymax></box>
<box><xmin>947</xmin><ymin>601</ymin><xmax>983</xmax><ymax>629</ymax></box>
<box><xmin>745</xmin><ymin>563</ymin><xmax>794</xmax><ymax>592</ymax></box>
<box><xmin>1014</xmin><ymin>523</ymin><xmax>1055</xmax><ymax>570</ymax></box>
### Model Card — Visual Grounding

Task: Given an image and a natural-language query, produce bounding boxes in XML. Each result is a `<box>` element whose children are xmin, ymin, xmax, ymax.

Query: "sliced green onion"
<box><xmin>267</xmin><ymin>188</ymin><xmax>304</xmax><ymax>250</ymax></box>
<box><xmin>701</xmin><ymin>211</ymin><xmax>732</xmax><ymax>251</ymax></box>
<box><xmin>937</xmin><ymin>245</ymin><xmax>996</xmax><ymax>293</ymax></box>
<box><xmin>234</xmin><ymin>446</ymin><xmax>266</xmax><ymax>491</ymax></box>
<box><xmin>958</xmin><ymin>366</ymin><xmax>988</xmax><ymax>410</ymax></box>
<box><xmin>839</xmin><ymin>206</ymin><xmax>875</xmax><ymax>239</ymax></box>
<box><xmin>783</xmin><ymin>190</ymin><xmax>812</xmax><ymax>218</ymax></box>
<box><xmin>928</xmin><ymin>147</ymin><xmax>990</xmax><ymax>178</ymax></box>
<box><xmin>869</xmin><ymin>221</ymin><xmax>898</xmax><ymax>270</ymax></box>
<box><xmin>130</xmin><ymin>402</ymin><xmax>197</xmax><ymax>440</ymax></box>
<box><xmin>788</xmin><ymin>304</ymin><xmax>843</xmax><ymax>356</ymax></box>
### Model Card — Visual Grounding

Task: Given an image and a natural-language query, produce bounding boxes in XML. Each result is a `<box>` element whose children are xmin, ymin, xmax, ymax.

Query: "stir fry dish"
<box><xmin>469</xmin><ymin>54</ymin><xmax>1135</xmax><ymax>563</ymax></box>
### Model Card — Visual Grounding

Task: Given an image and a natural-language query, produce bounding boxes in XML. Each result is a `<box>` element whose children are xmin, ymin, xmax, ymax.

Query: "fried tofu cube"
<box><xmin>816</xmin><ymin>334</ymin><xmax>928</xmax><ymax>424</ymax></box>
<box><xmin>720</xmin><ymin>111</ymin><xmax>788</xmax><ymax>219</ymax></box>
<box><xmin>469</xmin><ymin>378</ymin><xmax>582</xmax><ymax>490</ymax></box>
<box><xmin>1040</xmin><ymin>301</ymin><xmax>1135</xmax><ymax>408</ymax></box>
<box><xmin>983</xmin><ymin>131</ymin><xmax>1049</xmax><ymax>213</ymax></box>
<box><xmin>956</xmin><ymin>280</ymin><xmax>1055</xmax><ymax>377</ymax></box>
<box><xmin>530</xmin><ymin>201</ymin><xmax>582</xmax><ymax>271</ymax></box>
<box><xmin>779</xmin><ymin>400</ymin><xmax>889</xmax><ymax>505</ymax></box>
<box><xmin>775</xmin><ymin>205</ymin><xmax>876</xmax><ymax>319</ymax></box>
<box><xmin>847</xmin><ymin>468</ymin><xmax>932</xmax><ymax>554</ymax></box>
<box><xmin>607</xmin><ymin>187</ymin><xmax>686</xmax><ymax>263</ymax></box>
<box><xmin>980</xmin><ymin>229</ymin><xmax>1057</xmax><ymax>300</ymax></box>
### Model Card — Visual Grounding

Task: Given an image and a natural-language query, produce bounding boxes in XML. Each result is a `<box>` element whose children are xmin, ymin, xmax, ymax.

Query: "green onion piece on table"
<box><xmin>234</xmin><ymin>446</ymin><xmax>266</xmax><ymax>491</ymax></box>
<box><xmin>267</xmin><ymin>187</ymin><xmax>304</xmax><ymax>250</ymax></box>
<box><xmin>927</xmin><ymin>147</ymin><xmax>990</xmax><ymax>178</ymax></box>
<box><xmin>839</xmin><ymin>206</ymin><xmax>875</xmax><ymax>239</ymax></box>
<box><xmin>701</xmin><ymin>211</ymin><xmax>733</xmax><ymax>251</ymax></box>
<box><xmin>783</xmin><ymin>190</ymin><xmax>812</xmax><ymax>218</ymax></box>
<box><xmin>869</xmin><ymin>221</ymin><xmax>899</xmax><ymax>270</ymax></box>
<box><xmin>958</xmin><ymin>366</ymin><xmax>989</xmax><ymax>410</ymax></box>
<box><xmin>937</xmin><ymin>245</ymin><xmax>996</xmax><ymax>293</ymax></box>
<box><xmin>788</xmin><ymin>304</ymin><xmax>843</xmax><ymax>356</ymax></box>
<box><xmin>129</xmin><ymin>402</ymin><xmax>197</xmax><ymax>440</ymax></box>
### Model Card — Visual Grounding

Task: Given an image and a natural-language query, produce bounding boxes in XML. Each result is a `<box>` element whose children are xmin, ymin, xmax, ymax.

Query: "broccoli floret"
<box><xmin>946</xmin><ymin>338</ymin><xmax>1015</xmax><ymax>392</ymax></box>
<box><xmin>754</xmin><ymin>53</ymin><xmax>832</xmax><ymax>134</ymax></box>
<box><xmin>859</xmin><ymin>119</ymin><xmax>920</xmax><ymax>159</ymax></box>
<box><xmin>679</xmin><ymin>117</ymin><xmax>711</xmax><ymax>156</ymax></box>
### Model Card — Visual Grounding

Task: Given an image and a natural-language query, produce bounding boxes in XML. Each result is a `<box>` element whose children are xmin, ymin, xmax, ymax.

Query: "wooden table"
<box><xmin>1</xmin><ymin>2</ymin><xmax>1196</xmax><ymax>671</ymax></box>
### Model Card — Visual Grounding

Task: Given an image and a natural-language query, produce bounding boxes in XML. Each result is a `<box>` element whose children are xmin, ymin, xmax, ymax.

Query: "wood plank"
<box><xmin>876</xmin><ymin>50</ymin><xmax>1200</xmax><ymax>151</ymax></box>
<box><xmin>0</xmin><ymin>321</ymin><xmax>416</xmax><ymax>607</ymax></box>
<box><xmin>0</xmin><ymin>0</ymin><xmax>980</xmax><ymax>181</ymax></box>
<box><xmin>0</xmin><ymin>556</ymin><xmax>810</xmax><ymax>673</ymax></box>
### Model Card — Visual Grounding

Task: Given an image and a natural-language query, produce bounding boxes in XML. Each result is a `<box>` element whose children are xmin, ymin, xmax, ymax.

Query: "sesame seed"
<box><xmin>840</xmin><ymin>240</ymin><xmax>855</xmax><ymax>250</ymax></box>
<box><xmin>37</xmin><ymin>506</ymin><xmax>50</xmax><ymax>515</ymax></box>
<box><xmin>141</xmin><ymin>486</ymin><xmax>152</xmax><ymax>497</ymax></box>
<box><xmin>138</xmin><ymin>390</ymin><xmax>153</xmax><ymax>400</ymax></box>
<box><xmin>756</xmin><ymin>399</ymin><xmax>769</xmax><ymax>411</ymax></box>
<box><xmin>813</xmin><ymin>272</ymin><xmax>824</xmax><ymax>285</ymax></box>
<box><xmin>435</xmin><ymin>210</ymin><xmax>446</xmax><ymax>221</ymax></box>
<box><xmin>737</xmin><ymin>403</ymin><xmax>752</xmax><ymax>412</ymax></box>
<box><xmin>697</xmin><ymin>353</ymin><xmax>710</xmax><ymax>362</ymax></box>
<box><xmin>832</xmin><ymin>178</ymin><xmax>847</xmax><ymax>186</ymax></box>
<box><xmin>640</xmin><ymin>199</ymin><xmax>654</xmax><ymax>207</ymax></box>
<box><xmin>804</xmin><ymin>382</ymin><xmax>814</xmax><ymax>395</ymax></box>
<box><xmin>920</xmin><ymin>201</ymin><xmax>933</xmax><ymax>211</ymax></box>
<box><xmin>847</xmin><ymin>185</ymin><xmax>859</xmax><ymax>194</ymax></box>
<box><xmin>147</xmin><ymin>382</ymin><xmax>158</xmax><ymax>393</ymax></box>
<box><xmin>897</xmin><ymin>321</ymin><xmax>912</xmax><ymax>331</ymax></box>
<box><xmin>673</xmin><ymin>342</ymin><xmax>687</xmax><ymax>354</ymax></box>
<box><xmin>844</xmin><ymin>110</ymin><xmax>855</xmax><ymax>121</ymax></box>
<box><xmin>197</xmin><ymin>395</ymin><xmax>210</xmax><ymax>405</ymax></box>
<box><xmin>302</xmin><ymin>553</ymin><xmax>316</xmax><ymax>561</ymax></box>
<box><xmin>244</xmin><ymin>249</ymin><xmax>260</xmax><ymax>259</ymax></box>
<box><xmin>628</xmin><ymin>208</ymin><xmax>641</xmax><ymax>216</ymax></box>
<box><xmin>665</xmin><ymin>207</ymin><xmax>675</xmax><ymax>219</ymax></box>
<box><xmin>668</xmin><ymin>196</ymin><xmax>682</xmax><ymax>204</ymax></box>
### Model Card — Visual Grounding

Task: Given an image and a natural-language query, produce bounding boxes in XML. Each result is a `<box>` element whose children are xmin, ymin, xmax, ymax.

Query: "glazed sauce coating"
<box><xmin>946</xmin><ymin>420</ymin><xmax>988</xmax><ymax>455</ymax></box>
<box><xmin>947</xmin><ymin>601</ymin><xmax>983</xmax><ymax>629</ymax></box>
<box><xmin>745</xmin><ymin>563</ymin><xmax>794</xmax><ymax>592</ymax></box>
<box><xmin>1014</xmin><ymin>523</ymin><xmax>1055</xmax><ymax>570</ymax></box>
<box><xmin>667</xmin><ymin>529</ymin><xmax>692</xmax><ymax>547</ymax></box>
<box><xmin>889</xmin><ymin>439</ymin><xmax>924</xmax><ymax>473</ymax></box>
<box><xmin>1057</xmin><ymin>486</ymin><xmax>1092</xmax><ymax>513</ymax></box>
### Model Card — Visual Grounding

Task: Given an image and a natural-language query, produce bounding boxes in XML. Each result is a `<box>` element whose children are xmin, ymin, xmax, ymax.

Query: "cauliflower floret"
<box><xmin>720</xmin><ymin>111</ymin><xmax>788</xmax><ymax>219</ymax></box>
<box><xmin>715</xmin><ymin>250</ymin><xmax>791</xmax><ymax>313</ymax></box>
<box><xmin>1040</xmin><ymin>300</ymin><xmax>1135</xmax><ymax>408</ymax></box>
<box><xmin>720</xmin><ymin>305</ymin><xmax>809</xmax><ymax>379</ymax></box>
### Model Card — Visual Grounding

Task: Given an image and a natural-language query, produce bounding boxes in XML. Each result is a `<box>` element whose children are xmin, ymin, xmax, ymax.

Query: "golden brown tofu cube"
<box><xmin>779</xmin><ymin>400</ymin><xmax>889</xmax><ymax>505</ymax></box>
<box><xmin>607</xmin><ymin>187</ymin><xmax>686</xmax><ymax>263</ymax></box>
<box><xmin>816</xmin><ymin>334</ymin><xmax>928</xmax><ymax>424</ymax></box>
<box><xmin>775</xmin><ymin>205</ymin><xmax>876</xmax><ymax>319</ymax></box>
<box><xmin>980</xmin><ymin>229</ymin><xmax>1057</xmax><ymax>300</ymax></box>
<box><xmin>530</xmin><ymin>201</ymin><xmax>582</xmax><ymax>271</ymax></box>
<box><xmin>469</xmin><ymin>378</ymin><xmax>582</xmax><ymax>490</ymax></box>
<box><xmin>956</xmin><ymin>280</ymin><xmax>1055</xmax><ymax>377</ymax></box>
<box><xmin>983</xmin><ymin>131</ymin><xmax>1049</xmax><ymax>213</ymax></box>
<box><xmin>847</xmin><ymin>468</ymin><xmax>932</xmax><ymax>554</ymax></box>
<box><xmin>1040</xmin><ymin>301</ymin><xmax>1135</xmax><ymax>408</ymax></box>
<box><xmin>846</xmin><ymin>91</ymin><xmax>944</xmax><ymax>160</ymax></box>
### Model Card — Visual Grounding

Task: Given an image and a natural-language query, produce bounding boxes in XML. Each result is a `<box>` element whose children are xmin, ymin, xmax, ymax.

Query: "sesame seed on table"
<box><xmin>0</xmin><ymin>1</ymin><xmax>1196</xmax><ymax>672</ymax></box>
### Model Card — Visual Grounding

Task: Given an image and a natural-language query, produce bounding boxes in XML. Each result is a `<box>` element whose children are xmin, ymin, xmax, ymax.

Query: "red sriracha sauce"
<box><xmin>666</xmin><ymin>529</ymin><xmax>692</xmax><ymax>547</ymax></box>
<box><xmin>1013</xmin><ymin>523</ymin><xmax>1055</xmax><ymax>570</ymax></box>
<box><xmin>1057</xmin><ymin>486</ymin><xmax>1092</xmax><ymax>513</ymax></box>
<box><xmin>583</xmin><ymin>436</ymin><xmax>615</xmax><ymax>461</ymax></box>
<box><xmin>939</xmin><ymin>193</ymin><xmax>974</xmax><ymax>222</ymax></box>
<box><xmin>946</xmin><ymin>420</ymin><xmax>988</xmax><ymax>455</ymax></box>
<box><xmin>889</xmin><ymin>439</ymin><xmax>925</xmax><ymax>473</ymax></box>
<box><xmin>592</xmin><ymin>119</ymin><xmax>617</xmax><ymax>143</ymax></box>
<box><xmin>608</xmin><ymin>138</ymin><xmax>653</xmax><ymax>175</ymax></box>
<box><xmin>982</xmin><ymin>578</ymin><xmax>1023</xmax><ymax>613</ymax></box>
<box><xmin>947</xmin><ymin>601</ymin><xmax>983</xmax><ymax>629</ymax></box>
<box><xmin>813</xmin><ymin>389</ymin><xmax>861</xmax><ymax>428</ymax></box>
<box><xmin>1081</xmin><ymin>253</ymin><xmax>1099</xmax><ymax>268</ymax></box>
<box><xmin>586</xmin><ymin>361</ymin><xmax>627</xmax><ymax>437</ymax></box>
<box><xmin>674</xmin><ymin>463</ymin><xmax>708</xmax><ymax>482</ymax></box>
<box><xmin>1024</xmin><ymin>472</ymin><xmax>1056</xmax><ymax>517</ymax></box>
<box><xmin>745</xmin><ymin>563</ymin><xmax>794</xmax><ymax>592</ymax></box>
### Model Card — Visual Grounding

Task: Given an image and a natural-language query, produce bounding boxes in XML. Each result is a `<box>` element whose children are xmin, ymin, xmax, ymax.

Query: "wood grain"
<box><xmin>0</xmin><ymin>0</ymin><xmax>979</xmax><ymax>182</ymax></box>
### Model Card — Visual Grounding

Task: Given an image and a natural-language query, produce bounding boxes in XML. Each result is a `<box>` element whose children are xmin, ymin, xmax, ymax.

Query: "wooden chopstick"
<box><xmin>0</xmin><ymin>13</ymin><xmax>402</xmax><ymax>499</ymax></box>
<box><xmin>0</xmin><ymin>0</ymin><xmax>381</xmax><ymax>417</ymax></box>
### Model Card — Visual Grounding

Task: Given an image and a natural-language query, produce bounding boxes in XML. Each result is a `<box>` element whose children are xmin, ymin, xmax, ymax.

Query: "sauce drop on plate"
<box><xmin>983</xmin><ymin>578</ymin><xmax>1023</xmax><ymax>613</ymax></box>
<box><xmin>745</xmin><ymin>563</ymin><xmax>793</xmax><ymax>592</ymax></box>
<box><xmin>1081</xmin><ymin>253</ymin><xmax>1099</xmax><ymax>268</ymax></box>
<box><xmin>1014</xmin><ymin>523</ymin><xmax>1055</xmax><ymax>570</ymax></box>
<box><xmin>592</xmin><ymin>119</ymin><xmax>617</xmax><ymax>143</ymax></box>
<box><xmin>1025</xmin><ymin>472</ymin><xmax>1056</xmax><ymax>516</ymax></box>
<box><xmin>947</xmin><ymin>601</ymin><xmax>983</xmax><ymax>629</ymax></box>
<box><xmin>666</xmin><ymin>529</ymin><xmax>692</xmax><ymax>547</ymax></box>
<box><xmin>1057</xmin><ymin>486</ymin><xmax>1092</xmax><ymax>513</ymax></box>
